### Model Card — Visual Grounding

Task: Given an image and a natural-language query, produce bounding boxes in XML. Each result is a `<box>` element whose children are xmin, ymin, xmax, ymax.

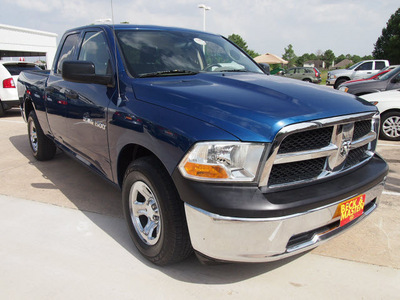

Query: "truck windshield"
<box><xmin>347</xmin><ymin>61</ymin><xmax>363</xmax><ymax>70</ymax></box>
<box><xmin>116</xmin><ymin>30</ymin><xmax>263</xmax><ymax>78</ymax></box>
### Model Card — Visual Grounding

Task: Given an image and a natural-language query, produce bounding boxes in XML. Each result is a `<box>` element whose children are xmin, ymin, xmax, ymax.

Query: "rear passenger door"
<box><xmin>46</xmin><ymin>32</ymin><xmax>80</xmax><ymax>143</ymax></box>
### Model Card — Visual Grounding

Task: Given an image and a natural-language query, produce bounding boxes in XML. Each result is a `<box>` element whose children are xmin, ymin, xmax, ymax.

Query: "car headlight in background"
<box><xmin>179</xmin><ymin>142</ymin><xmax>265</xmax><ymax>182</ymax></box>
<box><xmin>339</xmin><ymin>86</ymin><xmax>349</xmax><ymax>92</ymax></box>
<box><xmin>369</xmin><ymin>101</ymin><xmax>379</xmax><ymax>106</ymax></box>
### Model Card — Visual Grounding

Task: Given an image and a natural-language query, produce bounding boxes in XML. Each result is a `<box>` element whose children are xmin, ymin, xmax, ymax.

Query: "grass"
<box><xmin>319</xmin><ymin>70</ymin><xmax>328</xmax><ymax>85</ymax></box>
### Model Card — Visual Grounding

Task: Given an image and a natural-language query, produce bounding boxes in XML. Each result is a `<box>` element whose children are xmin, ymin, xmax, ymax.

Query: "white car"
<box><xmin>0</xmin><ymin>61</ymin><xmax>41</xmax><ymax>116</ymax></box>
<box><xmin>361</xmin><ymin>89</ymin><xmax>400</xmax><ymax>141</ymax></box>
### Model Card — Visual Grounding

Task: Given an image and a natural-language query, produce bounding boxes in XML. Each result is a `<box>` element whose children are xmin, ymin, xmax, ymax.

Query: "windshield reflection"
<box><xmin>116</xmin><ymin>30</ymin><xmax>263</xmax><ymax>78</ymax></box>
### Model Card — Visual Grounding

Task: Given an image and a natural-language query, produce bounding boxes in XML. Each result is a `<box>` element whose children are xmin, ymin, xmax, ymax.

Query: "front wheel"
<box><xmin>380</xmin><ymin>111</ymin><xmax>400</xmax><ymax>141</ymax></box>
<box><xmin>122</xmin><ymin>156</ymin><xmax>192</xmax><ymax>265</ymax></box>
<box><xmin>334</xmin><ymin>78</ymin><xmax>347</xmax><ymax>89</ymax></box>
<box><xmin>27</xmin><ymin>111</ymin><xmax>56</xmax><ymax>161</ymax></box>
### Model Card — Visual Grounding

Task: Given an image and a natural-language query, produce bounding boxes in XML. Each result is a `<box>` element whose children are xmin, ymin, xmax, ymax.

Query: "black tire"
<box><xmin>334</xmin><ymin>78</ymin><xmax>347</xmax><ymax>89</ymax></box>
<box><xmin>27</xmin><ymin>111</ymin><xmax>56</xmax><ymax>161</ymax></box>
<box><xmin>380</xmin><ymin>111</ymin><xmax>400</xmax><ymax>141</ymax></box>
<box><xmin>122</xmin><ymin>156</ymin><xmax>192</xmax><ymax>265</ymax></box>
<box><xmin>302</xmin><ymin>78</ymin><xmax>312</xmax><ymax>83</ymax></box>
<box><xmin>0</xmin><ymin>101</ymin><xmax>4</xmax><ymax>117</ymax></box>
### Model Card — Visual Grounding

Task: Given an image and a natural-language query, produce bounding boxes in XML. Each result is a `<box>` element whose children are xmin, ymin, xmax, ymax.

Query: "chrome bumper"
<box><xmin>185</xmin><ymin>180</ymin><xmax>385</xmax><ymax>263</ymax></box>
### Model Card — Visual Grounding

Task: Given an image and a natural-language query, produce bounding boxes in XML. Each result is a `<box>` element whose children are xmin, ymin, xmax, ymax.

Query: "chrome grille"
<box><xmin>259</xmin><ymin>112</ymin><xmax>379</xmax><ymax>190</ymax></box>
<box><xmin>278</xmin><ymin>127</ymin><xmax>333</xmax><ymax>154</ymax></box>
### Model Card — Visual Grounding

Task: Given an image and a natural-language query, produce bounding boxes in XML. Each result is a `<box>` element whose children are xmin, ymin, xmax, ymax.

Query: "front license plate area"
<box><xmin>339</xmin><ymin>194</ymin><xmax>366</xmax><ymax>227</ymax></box>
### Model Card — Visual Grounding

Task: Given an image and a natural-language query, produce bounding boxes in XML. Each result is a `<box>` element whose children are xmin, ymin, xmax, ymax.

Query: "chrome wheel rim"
<box><xmin>129</xmin><ymin>181</ymin><xmax>161</xmax><ymax>245</ymax></box>
<box><xmin>29</xmin><ymin>120</ymin><xmax>38</xmax><ymax>153</ymax></box>
<box><xmin>382</xmin><ymin>116</ymin><xmax>400</xmax><ymax>138</ymax></box>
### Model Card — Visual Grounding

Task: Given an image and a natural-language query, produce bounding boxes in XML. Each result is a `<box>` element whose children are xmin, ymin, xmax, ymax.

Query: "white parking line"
<box><xmin>0</xmin><ymin>119</ymin><xmax>25</xmax><ymax>124</ymax></box>
<box><xmin>383</xmin><ymin>191</ymin><xmax>400</xmax><ymax>197</ymax></box>
<box><xmin>378</xmin><ymin>143</ymin><xmax>400</xmax><ymax>147</ymax></box>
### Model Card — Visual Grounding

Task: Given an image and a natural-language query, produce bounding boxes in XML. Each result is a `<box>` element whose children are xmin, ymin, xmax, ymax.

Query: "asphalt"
<box><xmin>1</xmin><ymin>109</ymin><xmax>399</xmax><ymax>299</ymax></box>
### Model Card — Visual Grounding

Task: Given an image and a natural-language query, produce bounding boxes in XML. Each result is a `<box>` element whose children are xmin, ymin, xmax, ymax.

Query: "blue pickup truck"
<box><xmin>18</xmin><ymin>24</ymin><xmax>388</xmax><ymax>265</ymax></box>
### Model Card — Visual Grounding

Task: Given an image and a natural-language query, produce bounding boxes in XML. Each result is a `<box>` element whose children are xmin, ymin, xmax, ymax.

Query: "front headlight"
<box><xmin>178</xmin><ymin>142</ymin><xmax>265</xmax><ymax>182</ymax></box>
<box><xmin>339</xmin><ymin>86</ymin><xmax>348</xmax><ymax>92</ymax></box>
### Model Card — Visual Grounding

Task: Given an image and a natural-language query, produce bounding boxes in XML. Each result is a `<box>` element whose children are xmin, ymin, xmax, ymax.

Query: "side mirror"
<box><xmin>62</xmin><ymin>61</ymin><xmax>115</xmax><ymax>87</ymax></box>
<box><xmin>258</xmin><ymin>63</ymin><xmax>270</xmax><ymax>75</ymax></box>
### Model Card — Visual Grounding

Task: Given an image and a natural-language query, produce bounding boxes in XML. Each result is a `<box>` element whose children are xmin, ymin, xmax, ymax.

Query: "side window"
<box><xmin>287</xmin><ymin>68</ymin><xmax>295</xmax><ymax>74</ymax></box>
<box><xmin>56</xmin><ymin>33</ymin><xmax>80</xmax><ymax>74</ymax></box>
<box><xmin>357</xmin><ymin>62</ymin><xmax>373</xmax><ymax>71</ymax></box>
<box><xmin>78</xmin><ymin>31</ymin><xmax>112</xmax><ymax>75</ymax></box>
<box><xmin>375</xmin><ymin>61</ymin><xmax>385</xmax><ymax>70</ymax></box>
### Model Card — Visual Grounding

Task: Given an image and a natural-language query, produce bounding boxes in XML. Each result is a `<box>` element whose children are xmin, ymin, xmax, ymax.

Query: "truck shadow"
<box><xmin>9</xmin><ymin>133</ymin><xmax>308</xmax><ymax>283</ymax></box>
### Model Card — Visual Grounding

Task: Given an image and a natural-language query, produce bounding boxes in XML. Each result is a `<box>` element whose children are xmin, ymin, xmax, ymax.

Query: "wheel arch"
<box><xmin>23</xmin><ymin>96</ymin><xmax>35</xmax><ymax>122</ymax></box>
<box><xmin>379</xmin><ymin>108</ymin><xmax>400</xmax><ymax>116</ymax></box>
<box><xmin>117</xmin><ymin>143</ymin><xmax>166</xmax><ymax>188</ymax></box>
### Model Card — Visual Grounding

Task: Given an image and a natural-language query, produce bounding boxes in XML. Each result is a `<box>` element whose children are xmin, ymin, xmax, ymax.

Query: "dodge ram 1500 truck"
<box><xmin>327</xmin><ymin>60</ymin><xmax>389</xmax><ymax>89</ymax></box>
<box><xmin>18</xmin><ymin>24</ymin><xmax>388</xmax><ymax>265</ymax></box>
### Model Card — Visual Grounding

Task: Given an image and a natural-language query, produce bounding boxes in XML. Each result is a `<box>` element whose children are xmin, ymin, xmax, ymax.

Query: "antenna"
<box><xmin>110</xmin><ymin>0</ymin><xmax>122</xmax><ymax>106</ymax></box>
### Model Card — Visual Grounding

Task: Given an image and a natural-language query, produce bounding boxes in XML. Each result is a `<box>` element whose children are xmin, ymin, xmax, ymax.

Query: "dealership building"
<box><xmin>0</xmin><ymin>24</ymin><xmax>57</xmax><ymax>68</ymax></box>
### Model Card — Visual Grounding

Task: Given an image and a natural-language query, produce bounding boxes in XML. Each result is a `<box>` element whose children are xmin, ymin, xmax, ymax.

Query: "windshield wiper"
<box><xmin>138</xmin><ymin>70</ymin><xmax>198</xmax><ymax>78</ymax></box>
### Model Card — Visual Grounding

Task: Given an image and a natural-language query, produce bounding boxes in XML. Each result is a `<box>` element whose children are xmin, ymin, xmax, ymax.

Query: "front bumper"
<box><xmin>185</xmin><ymin>180</ymin><xmax>385</xmax><ymax>263</ymax></box>
<box><xmin>174</xmin><ymin>153</ymin><xmax>388</xmax><ymax>263</ymax></box>
<box><xmin>326</xmin><ymin>78</ymin><xmax>336</xmax><ymax>86</ymax></box>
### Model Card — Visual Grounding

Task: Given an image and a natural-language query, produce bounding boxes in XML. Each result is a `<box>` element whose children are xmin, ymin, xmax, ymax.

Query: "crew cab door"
<box><xmin>63</xmin><ymin>30</ymin><xmax>115</xmax><ymax>179</ymax></box>
<box><xmin>46</xmin><ymin>32</ymin><xmax>80</xmax><ymax>142</ymax></box>
<box><xmin>353</xmin><ymin>61</ymin><xmax>374</xmax><ymax>80</ymax></box>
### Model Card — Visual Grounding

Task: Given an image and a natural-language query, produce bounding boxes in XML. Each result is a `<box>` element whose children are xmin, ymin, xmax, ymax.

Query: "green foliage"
<box><xmin>351</xmin><ymin>55</ymin><xmax>362</xmax><ymax>64</ymax></box>
<box><xmin>373</xmin><ymin>7</ymin><xmax>400</xmax><ymax>64</ymax></box>
<box><xmin>282</xmin><ymin>44</ymin><xmax>296</xmax><ymax>67</ymax></box>
<box><xmin>336</xmin><ymin>54</ymin><xmax>346</xmax><ymax>63</ymax></box>
<box><xmin>322</xmin><ymin>49</ymin><xmax>335</xmax><ymax>68</ymax></box>
<box><xmin>227</xmin><ymin>34</ymin><xmax>260</xmax><ymax>58</ymax></box>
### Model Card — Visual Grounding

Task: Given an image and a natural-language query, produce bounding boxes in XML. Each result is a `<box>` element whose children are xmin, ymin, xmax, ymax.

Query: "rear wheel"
<box><xmin>122</xmin><ymin>156</ymin><xmax>192</xmax><ymax>265</ymax></box>
<box><xmin>380</xmin><ymin>111</ymin><xmax>400</xmax><ymax>141</ymax></box>
<box><xmin>302</xmin><ymin>78</ymin><xmax>312</xmax><ymax>83</ymax></box>
<box><xmin>27</xmin><ymin>111</ymin><xmax>56</xmax><ymax>160</ymax></box>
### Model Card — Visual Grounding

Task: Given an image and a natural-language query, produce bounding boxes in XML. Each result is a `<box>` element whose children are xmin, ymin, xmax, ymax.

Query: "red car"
<box><xmin>344</xmin><ymin>66</ymin><xmax>397</xmax><ymax>84</ymax></box>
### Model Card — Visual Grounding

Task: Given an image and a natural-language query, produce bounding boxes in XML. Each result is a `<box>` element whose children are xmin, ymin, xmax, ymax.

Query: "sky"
<box><xmin>1</xmin><ymin>0</ymin><xmax>399</xmax><ymax>58</ymax></box>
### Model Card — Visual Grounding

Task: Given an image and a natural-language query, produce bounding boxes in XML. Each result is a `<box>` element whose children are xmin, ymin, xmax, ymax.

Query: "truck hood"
<box><xmin>329</xmin><ymin>69</ymin><xmax>351</xmax><ymax>76</ymax></box>
<box><xmin>132</xmin><ymin>73</ymin><xmax>376</xmax><ymax>142</ymax></box>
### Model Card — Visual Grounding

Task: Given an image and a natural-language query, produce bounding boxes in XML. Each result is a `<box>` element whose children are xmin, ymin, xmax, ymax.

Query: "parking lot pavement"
<box><xmin>1</xmin><ymin>109</ymin><xmax>400</xmax><ymax>299</ymax></box>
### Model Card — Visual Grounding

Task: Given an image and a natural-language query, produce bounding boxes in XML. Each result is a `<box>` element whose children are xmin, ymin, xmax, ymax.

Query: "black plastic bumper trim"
<box><xmin>172</xmin><ymin>155</ymin><xmax>388</xmax><ymax>218</ymax></box>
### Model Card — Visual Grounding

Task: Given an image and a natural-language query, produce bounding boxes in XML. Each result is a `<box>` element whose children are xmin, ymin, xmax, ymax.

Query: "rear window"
<box><xmin>4</xmin><ymin>64</ymin><xmax>41</xmax><ymax>75</ymax></box>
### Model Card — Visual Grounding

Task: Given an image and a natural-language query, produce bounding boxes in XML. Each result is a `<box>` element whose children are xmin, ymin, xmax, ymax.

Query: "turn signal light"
<box><xmin>184</xmin><ymin>162</ymin><xmax>228</xmax><ymax>179</ymax></box>
<box><xmin>3</xmin><ymin>78</ymin><xmax>16</xmax><ymax>88</ymax></box>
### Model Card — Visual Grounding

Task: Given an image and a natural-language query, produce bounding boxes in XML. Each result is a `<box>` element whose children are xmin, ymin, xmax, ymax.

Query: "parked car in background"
<box><xmin>0</xmin><ymin>61</ymin><xmax>41</xmax><ymax>116</ymax></box>
<box><xmin>327</xmin><ymin>60</ymin><xmax>389</xmax><ymax>89</ymax></box>
<box><xmin>344</xmin><ymin>65</ymin><xmax>398</xmax><ymax>85</ymax></box>
<box><xmin>338</xmin><ymin>66</ymin><xmax>400</xmax><ymax>96</ymax></box>
<box><xmin>282</xmin><ymin>67</ymin><xmax>321</xmax><ymax>83</ymax></box>
<box><xmin>361</xmin><ymin>89</ymin><xmax>400</xmax><ymax>141</ymax></box>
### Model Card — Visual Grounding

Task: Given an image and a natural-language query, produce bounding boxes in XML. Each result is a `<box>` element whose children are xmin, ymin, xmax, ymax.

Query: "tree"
<box><xmin>227</xmin><ymin>34</ymin><xmax>260</xmax><ymax>58</ymax></box>
<box><xmin>322</xmin><ymin>49</ymin><xmax>335</xmax><ymax>68</ymax></box>
<box><xmin>373</xmin><ymin>8</ymin><xmax>400</xmax><ymax>64</ymax></box>
<box><xmin>282</xmin><ymin>44</ymin><xmax>296</xmax><ymax>67</ymax></box>
<box><xmin>336</xmin><ymin>54</ymin><xmax>346</xmax><ymax>63</ymax></box>
<box><xmin>351</xmin><ymin>55</ymin><xmax>362</xmax><ymax>64</ymax></box>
